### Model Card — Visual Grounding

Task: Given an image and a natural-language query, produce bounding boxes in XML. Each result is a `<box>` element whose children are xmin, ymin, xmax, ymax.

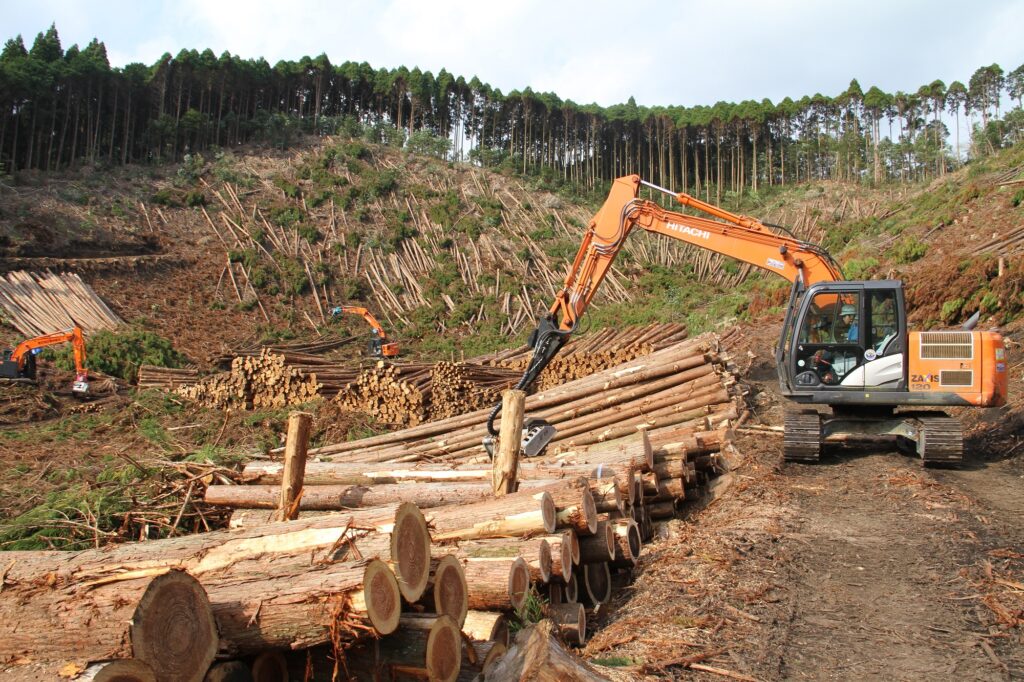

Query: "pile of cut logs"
<box><xmin>136</xmin><ymin>365</ymin><xmax>200</xmax><ymax>391</ymax></box>
<box><xmin>176</xmin><ymin>349</ymin><xmax>322</xmax><ymax>409</ymax></box>
<box><xmin>481</xmin><ymin>322</ymin><xmax>689</xmax><ymax>392</ymax></box>
<box><xmin>192</xmin><ymin>332</ymin><xmax>739</xmax><ymax>678</ymax></box>
<box><xmin>429</xmin><ymin>362</ymin><xmax>524</xmax><ymax>421</ymax></box>
<box><xmin>0</xmin><ymin>333</ymin><xmax>739</xmax><ymax>680</ymax></box>
<box><xmin>335</xmin><ymin>361</ymin><xmax>434</xmax><ymax>427</ymax></box>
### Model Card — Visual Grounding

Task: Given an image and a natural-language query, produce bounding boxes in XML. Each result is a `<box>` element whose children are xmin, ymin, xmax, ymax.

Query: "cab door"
<box><xmin>791</xmin><ymin>287</ymin><xmax>865</xmax><ymax>390</ymax></box>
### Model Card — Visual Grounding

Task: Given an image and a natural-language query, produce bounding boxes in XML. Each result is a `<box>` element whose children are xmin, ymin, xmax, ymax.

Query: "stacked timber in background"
<box><xmin>429</xmin><ymin>362</ymin><xmax>523</xmax><ymax>420</ymax></box>
<box><xmin>176</xmin><ymin>349</ymin><xmax>325</xmax><ymax>409</ymax></box>
<box><xmin>136</xmin><ymin>365</ymin><xmax>200</xmax><ymax>391</ymax></box>
<box><xmin>335</xmin><ymin>361</ymin><xmax>433</xmax><ymax>427</ymax></box>
<box><xmin>0</xmin><ymin>270</ymin><xmax>124</xmax><ymax>337</ymax></box>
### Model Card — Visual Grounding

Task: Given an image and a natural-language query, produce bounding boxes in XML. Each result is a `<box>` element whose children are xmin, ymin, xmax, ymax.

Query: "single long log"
<box><xmin>205</xmin><ymin>479</ymin><xmax>571</xmax><ymax>511</ymax></box>
<box><xmin>547</xmin><ymin>603</ymin><xmax>586</xmax><ymax>647</ymax></box>
<box><xmin>427</xmin><ymin>490</ymin><xmax>556</xmax><ymax>541</ymax></box>
<box><xmin>378</xmin><ymin>614</ymin><xmax>462</xmax><ymax>682</ymax></box>
<box><xmin>0</xmin><ymin>569</ymin><xmax>217</xmax><ymax>682</ymax></box>
<box><xmin>433</xmin><ymin>537</ymin><xmax>551</xmax><ymax>585</ymax></box>
<box><xmin>81</xmin><ymin>660</ymin><xmax>157</xmax><ymax>682</ymax></box>
<box><xmin>210</xmin><ymin>557</ymin><xmax>400</xmax><ymax>655</ymax></box>
<box><xmin>578</xmin><ymin>520</ymin><xmax>615</xmax><ymax>564</ymax></box>
<box><xmin>610</xmin><ymin>519</ymin><xmax>642</xmax><ymax>568</ymax></box>
<box><xmin>423</xmin><ymin>555</ymin><xmax>469</xmax><ymax>627</ymax></box>
<box><xmin>540</xmin><ymin>532</ymin><xmax>574</xmax><ymax>580</ymax></box>
<box><xmin>580</xmin><ymin>562</ymin><xmax>612</xmax><ymax>606</ymax></box>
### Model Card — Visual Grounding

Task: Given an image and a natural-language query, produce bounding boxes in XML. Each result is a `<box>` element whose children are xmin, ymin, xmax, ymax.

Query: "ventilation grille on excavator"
<box><xmin>939</xmin><ymin>370</ymin><xmax>973</xmax><ymax>387</ymax></box>
<box><xmin>920</xmin><ymin>332</ymin><xmax>974</xmax><ymax>360</ymax></box>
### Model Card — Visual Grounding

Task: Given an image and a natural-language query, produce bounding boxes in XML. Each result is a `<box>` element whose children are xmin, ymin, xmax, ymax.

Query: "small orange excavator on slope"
<box><xmin>0</xmin><ymin>326</ymin><xmax>90</xmax><ymax>395</ymax></box>
<box><xmin>330</xmin><ymin>305</ymin><xmax>400</xmax><ymax>359</ymax></box>
<box><xmin>489</xmin><ymin>175</ymin><xmax>1008</xmax><ymax>467</ymax></box>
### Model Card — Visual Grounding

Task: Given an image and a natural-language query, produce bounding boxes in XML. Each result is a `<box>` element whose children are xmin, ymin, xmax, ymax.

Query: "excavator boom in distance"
<box><xmin>330</xmin><ymin>305</ymin><xmax>400</xmax><ymax>359</ymax></box>
<box><xmin>0</xmin><ymin>326</ymin><xmax>90</xmax><ymax>395</ymax></box>
<box><xmin>492</xmin><ymin>175</ymin><xmax>1007</xmax><ymax>467</ymax></box>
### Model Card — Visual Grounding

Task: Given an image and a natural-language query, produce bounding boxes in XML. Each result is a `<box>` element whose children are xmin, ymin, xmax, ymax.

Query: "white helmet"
<box><xmin>840</xmin><ymin>304</ymin><xmax>857</xmax><ymax>317</ymax></box>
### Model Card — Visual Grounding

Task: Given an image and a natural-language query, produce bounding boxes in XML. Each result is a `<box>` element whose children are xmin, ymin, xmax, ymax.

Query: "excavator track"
<box><xmin>784</xmin><ymin>410</ymin><xmax>822</xmax><ymax>463</ymax></box>
<box><xmin>914</xmin><ymin>413</ymin><xmax>963</xmax><ymax>467</ymax></box>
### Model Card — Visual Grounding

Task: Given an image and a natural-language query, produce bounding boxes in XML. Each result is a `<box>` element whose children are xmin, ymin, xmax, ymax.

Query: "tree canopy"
<box><xmin>1</xmin><ymin>24</ymin><xmax>1021</xmax><ymax>195</ymax></box>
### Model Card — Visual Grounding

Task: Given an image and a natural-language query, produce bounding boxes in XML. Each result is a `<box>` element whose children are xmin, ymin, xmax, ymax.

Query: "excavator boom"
<box><xmin>490</xmin><ymin>175</ymin><xmax>1006</xmax><ymax>470</ymax></box>
<box><xmin>1</xmin><ymin>326</ymin><xmax>89</xmax><ymax>394</ymax></box>
<box><xmin>330</xmin><ymin>306</ymin><xmax>399</xmax><ymax>358</ymax></box>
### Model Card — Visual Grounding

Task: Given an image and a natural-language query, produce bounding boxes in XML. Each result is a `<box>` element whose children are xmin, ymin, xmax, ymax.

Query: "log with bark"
<box><xmin>0</xmin><ymin>569</ymin><xmax>217</xmax><ymax>682</ymax></box>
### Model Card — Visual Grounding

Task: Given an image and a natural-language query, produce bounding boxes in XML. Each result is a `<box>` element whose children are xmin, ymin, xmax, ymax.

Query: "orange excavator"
<box><xmin>0</xmin><ymin>326</ymin><xmax>90</xmax><ymax>395</ymax></box>
<box><xmin>489</xmin><ymin>175</ymin><xmax>1008</xmax><ymax>466</ymax></box>
<box><xmin>330</xmin><ymin>306</ymin><xmax>400</xmax><ymax>358</ymax></box>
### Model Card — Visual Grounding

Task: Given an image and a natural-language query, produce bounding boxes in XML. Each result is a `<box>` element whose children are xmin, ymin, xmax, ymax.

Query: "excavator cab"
<box><xmin>785</xmin><ymin>280</ymin><xmax>906</xmax><ymax>394</ymax></box>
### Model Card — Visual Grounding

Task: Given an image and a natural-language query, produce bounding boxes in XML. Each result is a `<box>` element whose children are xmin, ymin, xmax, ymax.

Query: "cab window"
<box><xmin>800</xmin><ymin>292</ymin><xmax>860</xmax><ymax>345</ymax></box>
<box><xmin>867</xmin><ymin>289</ymin><xmax>898</xmax><ymax>354</ymax></box>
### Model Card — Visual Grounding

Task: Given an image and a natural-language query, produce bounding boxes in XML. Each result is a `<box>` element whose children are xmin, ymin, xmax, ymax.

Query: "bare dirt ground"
<box><xmin>586</xmin><ymin>332</ymin><xmax>1024</xmax><ymax>681</ymax></box>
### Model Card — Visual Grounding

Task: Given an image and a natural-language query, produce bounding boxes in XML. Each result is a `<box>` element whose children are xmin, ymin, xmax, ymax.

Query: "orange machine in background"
<box><xmin>0</xmin><ymin>326</ymin><xmax>90</xmax><ymax>394</ymax></box>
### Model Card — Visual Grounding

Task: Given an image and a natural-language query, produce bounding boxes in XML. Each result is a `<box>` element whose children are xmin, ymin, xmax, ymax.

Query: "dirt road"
<box><xmin>586</xmin><ymin>367</ymin><xmax>1023</xmax><ymax>680</ymax></box>
<box><xmin>765</xmin><ymin>448</ymin><xmax>1023</xmax><ymax>681</ymax></box>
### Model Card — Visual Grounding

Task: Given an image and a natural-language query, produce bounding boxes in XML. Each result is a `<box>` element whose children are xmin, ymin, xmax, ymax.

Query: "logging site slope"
<box><xmin>0</xmin><ymin>134</ymin><xmax>1022</xmax><ymax>681</ymax></box>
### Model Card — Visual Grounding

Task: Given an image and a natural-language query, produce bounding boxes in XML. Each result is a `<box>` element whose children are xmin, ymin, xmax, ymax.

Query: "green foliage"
<box><xmin>843</xmin><ymin>257</ymin><xmax>879</xmax><ymax>280</ymax></box>
<box><xmin>268</xmin><ymin>204</ymin><xmax>304</xmax><ymax>228</ymax></box>
<box><xmin>150</xmin><ymin>188</ymin><xmax>178</xmax><ymax>206</ymax></box>
<box><xmin>405</xmin><ymin>130</ymin><xmax>450</xmax><ymax>158</ymax></box>
<box><xmin>49</xmin><ymin>329</ymin><xmax>186</xmax><ymax>381</ymax></box>
<box><xmin>176</xmin><ymin>153</ymin><xmax>206</xmax><ymax>183</ymax></box>
<box><xmin>183</xmin><ymin>190</ymin><xmax>205</xmax><ymax>207</ymax></box>
<box><xmin>364</xmin><ymin>168</ymin><xmax>400</xmax><ymax>198</ymax></box>
<box><xmin>296</xmin><ymin>222</ymin><xmax>320</xmax><ymax>243</ymax></box>
<box><xmin>427</xmin><ymin>190</ymin><xmax>461</xmax><ymax>228</ymax></box>
<box><xmin>891</xmin><ymin>237</ymin><xmax>928</xmax><ymax>264</ymax></box>
<box><xmin>273</xmin><ymin>176</ymin><xmax>301</xmax><ymax>199</ymax></box>
<box><xmin>941</xmin><ymin>297</ymin><xmax>965</xmax><ymax>323</ymax></box>
<box><xmin>1012</xmin><ymin>189</ymin><xmax>1024</xmax><ymax>208</ymax></box>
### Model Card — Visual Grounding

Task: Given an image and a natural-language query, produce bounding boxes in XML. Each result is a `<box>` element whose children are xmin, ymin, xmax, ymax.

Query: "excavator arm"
<box><xmin>331</xmin><ymin>306</ymin><xmax>390</xmax><ymax>340</ymax></box>
<box><xmin>9</xmin><ymin>326</ymin><xmax>88</xmax><ymax>376</ymax></box>
<box><xmin>330</xmin><ymin>306</ymin><xmax>399</xmax><ymax>358</ymax></box>
<box><xmin>3</xmin><ymin>326</ymin><xmax>90</xmax><ymax>394</ymax></box>
<box><xmin>488</xmin><ymin>175</ymin><xmax>843</xmax><ymax>434</ymax></box>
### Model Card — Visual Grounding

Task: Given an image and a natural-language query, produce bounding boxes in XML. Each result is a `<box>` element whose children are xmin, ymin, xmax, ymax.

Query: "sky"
<box><xmin>2</xmin><ymin>0</ymin><xmax>1022</xmax><ymax>111</ymax></box>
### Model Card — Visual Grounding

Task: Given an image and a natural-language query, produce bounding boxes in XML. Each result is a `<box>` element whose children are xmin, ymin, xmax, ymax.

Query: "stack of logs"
<box><xmin>0</xmin><ymin>333</ymin><xmax>738</xmax><ymax>680</ymax></box>
<box><xmin>335</xmin><ymin>362</ymin><xmax>434</xmax><ymax>427</ymax></box>
<box><xmin>428</xmin><ymin>362</ymin><xmax>523</xmax><ymax>421</ymax></box>
<box><xmin>195</xmin><ymin>332</ymin><xmax>739</xmax><ymax>678</ymax></box>
<box><xmin>136</xmin><ymin>365</ymin><xmax>200</xmax><ymax>391</ymax></box>
<box><xmin>176</xmin><ymin>349</ymin><xmax>323</xmax><ymax>409</ymax></box>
